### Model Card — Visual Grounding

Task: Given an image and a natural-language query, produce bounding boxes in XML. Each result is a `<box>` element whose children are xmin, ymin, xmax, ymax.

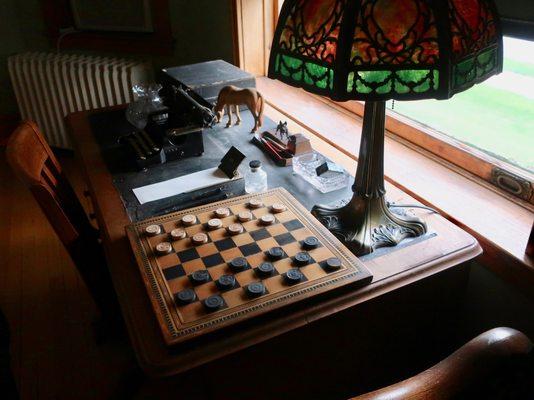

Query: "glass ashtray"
<box><xmin>292</xmin><ymin>151</ymin><xmax>350</xmax><ymax>193</ymax></box>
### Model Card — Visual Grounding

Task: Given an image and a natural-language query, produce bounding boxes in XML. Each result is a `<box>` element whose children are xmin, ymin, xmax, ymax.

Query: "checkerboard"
<box><xmin>126</xmin><ymin>187</ymin><xmax>372</xmax><ymax>346</ymax></box>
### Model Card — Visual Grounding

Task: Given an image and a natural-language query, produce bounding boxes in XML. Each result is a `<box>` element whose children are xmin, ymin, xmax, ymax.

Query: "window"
<box><xmin>233</xmin><ymin>0</ymin><xmax>534</xmax><ymax>205</ymax></box>
<box><xmin>386</xmin><ymin>37</ymin><xmax>534</xmax><ymax>175</ymax></box>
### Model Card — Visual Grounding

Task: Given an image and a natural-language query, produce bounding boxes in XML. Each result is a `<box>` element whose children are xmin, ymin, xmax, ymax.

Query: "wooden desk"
<box><xmin>66</xmin><ymin>107</ymin><xmax>481</xmax><ymax>381</ymax></box>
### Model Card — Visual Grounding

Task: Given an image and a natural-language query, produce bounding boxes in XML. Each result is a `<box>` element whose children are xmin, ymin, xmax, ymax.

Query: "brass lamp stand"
<box><xmin>312</xmin><ymin>101</ymin><xmax>427</xmax><ymax>256</ymax></box>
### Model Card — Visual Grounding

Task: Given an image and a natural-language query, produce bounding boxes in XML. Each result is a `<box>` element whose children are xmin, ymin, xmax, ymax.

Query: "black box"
<box><xmin>160</xmin><ymin>60</ymin><xmax>256</xmax><ymax>107</ymax></box>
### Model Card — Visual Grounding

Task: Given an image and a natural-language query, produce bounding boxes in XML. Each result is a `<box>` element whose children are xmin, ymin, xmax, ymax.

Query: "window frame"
<box><xmin>331</xmin><ymin>98</ymin><xmax>534</xmax><ymax>206</ymax></box>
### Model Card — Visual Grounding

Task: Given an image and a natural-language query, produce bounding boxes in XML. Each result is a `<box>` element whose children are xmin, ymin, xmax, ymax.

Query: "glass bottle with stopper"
<box><xmin>245</xmin><ymin>160</ymin><xmax>268</xmax><ymax>193</ymax></box>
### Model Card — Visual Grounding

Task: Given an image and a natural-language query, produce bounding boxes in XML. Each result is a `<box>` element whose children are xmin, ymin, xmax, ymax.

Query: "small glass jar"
<box><xmin>245</xmin><ymin>160</ymin><xmax>268</xmax><ymax>193</ymax></box>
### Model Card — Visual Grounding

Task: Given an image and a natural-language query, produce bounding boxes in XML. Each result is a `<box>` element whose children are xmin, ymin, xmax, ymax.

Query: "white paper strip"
<box><xmin>133</xmin><ymin>167</ymin><xmax>233</xmax><ymax>205</ymax></box>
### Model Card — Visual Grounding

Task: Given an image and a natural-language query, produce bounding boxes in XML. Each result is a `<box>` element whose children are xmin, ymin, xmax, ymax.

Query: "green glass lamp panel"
<box><xmin>375</xmin><ymin>79</ymin><xmax>392</xmax><ymax>95</ymax></box>
<box><xmin>348</xmin><ymin>69</ymin><xmax>439</xmax><ymax>95</ymax></box>
<box><xmin>277</xmin><ymin>0</ymin><xmax>345</xmax><ymax>64</ymax></box>
<box><xmin>304</xmin><ymin>63</ymin><xmax>334</xmax><ymax>89</ymax></box>
<box><xmin>454</xmin><ymin>57</ymin><xmax>476</xmax><ymax>87</ymax></box>
<box><xmin>393</xmin><ymin>70</ymin><xmax>439</xmax><ymax>94</ymax></box>
<box><xmin>476</xmin><ymin>48</ymin><xmax>497</xmax><ymax>77</ymax></box>
<box><xmin>453</xmin><ymin>47</ymin><xmax>497</xmax><ymax>88</ymax></box>
<box><xmin>276</xmin><ymin>54</ymin><xmax>333</xmax><ymax>90</ymax></box>
<box><xmin>277</xmin><ymin>54</ymin><xmax>303</xmax><ymax>81</ymax></box>
<box><xmin>351</xmin><ymin>0</ymin><xmax>439</xmax><ymax>67</ymax></box>
<box><xmin>348</xmin><ymin>72</ymin><xmax>370</xmax><ymax>93</ymax></box>
<box><xmin>348</xmin><ymin>71</ymin><xmax>393</xmax><ymax>94</ymax></box>
<box><xmin>359</xmin><ymin>70</ymin><xmax>392</xmax><ymax>83</ymax></box>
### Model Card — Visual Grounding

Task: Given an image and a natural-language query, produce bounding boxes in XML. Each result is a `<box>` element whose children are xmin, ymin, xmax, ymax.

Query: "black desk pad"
<box><xmin>88</xmin><ymin>108</ymin><xmax>435</xmax><ymax>261</ymax></box>
<box><xmin>89</xmin><ymin>109</ymin><xmax>354</xmax><ymax>222</ymax></box>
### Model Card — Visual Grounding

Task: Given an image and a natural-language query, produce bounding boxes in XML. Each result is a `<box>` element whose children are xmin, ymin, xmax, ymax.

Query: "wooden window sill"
<box><xmin>257</xmin><ymin>77</ymin><xmax>534</xmax><ymax>295</ymax></box>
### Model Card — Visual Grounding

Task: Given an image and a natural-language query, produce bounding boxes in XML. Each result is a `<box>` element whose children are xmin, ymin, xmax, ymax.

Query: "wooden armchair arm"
<box><xmin>352</xmin><ymin>327</ymin><xmax>533</xmax><ymax>400</ymax></box>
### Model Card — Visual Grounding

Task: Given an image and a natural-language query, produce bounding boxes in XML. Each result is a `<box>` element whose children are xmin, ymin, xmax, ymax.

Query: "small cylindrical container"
<box><xmin>245</xmin><ymin>160</ymin><xmax>268</xmax><ymax>193</ymax></box>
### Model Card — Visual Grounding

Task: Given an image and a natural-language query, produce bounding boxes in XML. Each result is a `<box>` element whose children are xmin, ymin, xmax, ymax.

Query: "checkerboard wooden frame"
<box><xmin>126</xmin><ymin>188</ymin><xmax>372</xmax><ymax>346</ymax></box>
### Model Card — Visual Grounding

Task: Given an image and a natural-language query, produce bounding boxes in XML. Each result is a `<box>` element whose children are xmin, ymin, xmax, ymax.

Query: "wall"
<box><xmin>0</xmin><ymin>0</ymin><xmax>235</xmax><ymax>116</ymax></box>
<box><xmin>0</xmin><ymin>0</ymin><xmax>37</xmax><ymax>115</ymax></box>
<box><xmin>164</xmin><ymin>0</ymin><xmax>234</xmax><ymax>67</ymax></box>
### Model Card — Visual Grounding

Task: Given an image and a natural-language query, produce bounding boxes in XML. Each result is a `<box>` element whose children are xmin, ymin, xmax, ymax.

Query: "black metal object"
<box><xmin>125</xmin><ymin>87</ymin><xmax>214</xmax><ymax>170</ymax></box>
<box><xmin>121</xmin><ymin>82</ymin><xmax>213</xmax><ymax>170</ymax></box>
<box><xmin>218</xmin><ymin>146</ymin><xmax>246</xmax><ymax>178</ymax></box>
<box><xmin>316</xmin><ymin>161</ymin><xmax>345</xmax><ymax>177</ymax></box>
<box><xmin>161</xmin><ymin>60</ymin><xmax>256</xmax><ymax>107</ymax></box>
<box><xmin>159</xmin><ymin>84</ymin><xmax>216</xmax><ymax>129</ymax></box>
<box><xmin>145</xmin><ymin>109</ymin><xmax>205</xmax><ymax>164</ymax></box>
<box><xmin>120</xmin><ymin>130</ymin><xmax>166</xmax><ymax>170</ymax></box>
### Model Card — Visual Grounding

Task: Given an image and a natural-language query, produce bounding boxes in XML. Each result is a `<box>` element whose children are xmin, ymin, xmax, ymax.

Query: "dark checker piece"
<box><xmin>190</xmin><ymin>269</ymin><xmax>211</xmax><ymax>285</ymax></box>
<box><xmin>216</xmin><ymin>274</ymin><xmax>236</xmax><ymax>291</ymax></box>
<box><xmin>267</xmin><ymin>247</ymin><xmax>284</xmax><ymax>260</ymax></box>
<box><xmin>175</xmin><ymin>288</ymin><xmax>197</xmax><ymax>305</ymax></box>
<box><xmin>294</xmin><ymin>251</ymin><xmax>311</xmax><ymax>266</ymax></box>
<box><xmin>203</xmin><ymin>295</ymin><xmax>225</xmax><ymax>312</ymax></box>
<box><xmin>325</xmin><ymin>257</ymin><xmax>342</xmax><ymax>271</ymax></box>
<box><xmin>246</xmin><ymin>282</ymin><xmax>266</xmax><ymax>298</ymax></box>
<box><xmin>285</xmin><ymin>268</ymin><xmax>304</xmax><ymax>285</ymax></box>
<box><xmin>303</xmin><ymin>236</ymin><xmax>319</xmax><ymax>250</ymax></box>
<box><xmin>256</xmin><ymin>262</ymin><xmax>275</xmax><ymax>277</ymax></box>
<box><xmin>229</xmin><ymin>257</ymin><xmax>248</xmax><ymax>272</ymax></box>
<box><xmin>284</xmin><ymin>268</ymin><xmax>304</xmax><ymax>284</ymax></box>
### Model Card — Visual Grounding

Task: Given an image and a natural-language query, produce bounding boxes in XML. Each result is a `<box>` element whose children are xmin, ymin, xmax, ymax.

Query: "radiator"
<box><xmin>8</xmin><ymin>52</ymin><xmax>152</xmax><ymax>148</ymax></box>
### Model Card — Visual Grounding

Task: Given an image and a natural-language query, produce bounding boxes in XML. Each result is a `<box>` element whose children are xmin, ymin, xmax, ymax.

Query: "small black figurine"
<box><xmin>275</xmin><ymin>121</ymin><xmax>289</xmax><ymax>140</ymax></box>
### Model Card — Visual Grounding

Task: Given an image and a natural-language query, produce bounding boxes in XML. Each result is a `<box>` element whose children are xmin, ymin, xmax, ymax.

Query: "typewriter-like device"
<box><xmin>124</xmin><ymin>71</ymin><xmax>217</xmax><ymax>170</ymax></box>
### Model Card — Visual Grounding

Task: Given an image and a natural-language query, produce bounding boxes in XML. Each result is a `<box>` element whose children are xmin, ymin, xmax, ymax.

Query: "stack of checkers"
<box><xmin>141</xmin><ymin>196</ymin><xmax>345</xmax><ymax>320</ymax></box>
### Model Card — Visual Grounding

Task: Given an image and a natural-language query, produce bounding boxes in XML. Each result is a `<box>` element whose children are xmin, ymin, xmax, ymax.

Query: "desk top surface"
<box><xmin>67</xmin><ymin>106</ymin><xmax>481</xmax><ymax>377</ymax></box>
<box><xmin>88</xmin><ymin>109</ymin><xmax>357</xmax><ymax>223</ymax></box>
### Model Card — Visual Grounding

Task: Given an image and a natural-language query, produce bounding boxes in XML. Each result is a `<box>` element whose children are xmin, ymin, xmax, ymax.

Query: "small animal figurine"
<box><xmin>214</xmin><ymin>86</ymin><xmax>264</xmax><ymax>133</ymax></box>
<box><xmin>275</xmin><ymin>121</ymin><xmax>289</xmax><ymax>140</ymax></box>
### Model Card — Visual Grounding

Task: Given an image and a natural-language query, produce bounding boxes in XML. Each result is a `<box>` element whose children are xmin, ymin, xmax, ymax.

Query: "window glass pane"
<box><xmin>387</xmin><ymin>37</ymin><xmax>534</xmax><ymax>174</ymax></box>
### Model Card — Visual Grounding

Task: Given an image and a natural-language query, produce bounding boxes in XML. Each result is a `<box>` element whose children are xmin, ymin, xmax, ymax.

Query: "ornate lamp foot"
<box><xmin>310</xmin><ymin>101</ymin><xmax>429</xmax><ymax>256</ymax></box>
<box><xmin>312</xmin><ymin>195</ymin><xmax>427</xmax><ymax>256</ymax></box>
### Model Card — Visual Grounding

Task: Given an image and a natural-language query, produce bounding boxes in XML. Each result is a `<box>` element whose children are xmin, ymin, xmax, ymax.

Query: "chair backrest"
<box><xmin>6</xmin><ymin>121</ymin><xmax>94</xmax><ymax>250</ymax></box>
<box><xmin>6</xmin><ymin>121</ymin><xmax>120</xmax><ymax>320</ymax></box>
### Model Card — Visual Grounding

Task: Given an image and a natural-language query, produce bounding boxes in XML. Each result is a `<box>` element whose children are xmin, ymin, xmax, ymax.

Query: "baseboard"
<box><xmin>0</xmin><ymin>114</ymin><xmax>20</xmax><ymax>146</ymax></box>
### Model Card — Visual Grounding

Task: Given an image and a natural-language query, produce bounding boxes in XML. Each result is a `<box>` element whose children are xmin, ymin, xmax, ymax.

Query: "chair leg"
<box><xmin>0</xmin><ymin>361</ymin><xmax>18</xmax><ymax>400</ymax></box>
<box><xmin>0</xmin><ymin>309</ymin><xmax>19</xmax><ymax>400</ymax></box>
<box><xmin>70</xmin><ymin>239</ymin><xmax>122</xmax><ymax>325</ymax></box>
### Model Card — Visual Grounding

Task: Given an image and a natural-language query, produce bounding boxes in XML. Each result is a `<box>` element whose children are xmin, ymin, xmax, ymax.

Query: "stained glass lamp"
<box><xmin>268</xmin><ymin>0</ymin><xmax>503</xmax><ymax>255</ymax></box>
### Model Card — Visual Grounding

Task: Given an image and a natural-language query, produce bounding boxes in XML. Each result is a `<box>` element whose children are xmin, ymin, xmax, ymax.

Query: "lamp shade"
<box><xmin>268</xmin><ymin>0</ymin><xmax>503</xmax><ymax>101</ymax></box>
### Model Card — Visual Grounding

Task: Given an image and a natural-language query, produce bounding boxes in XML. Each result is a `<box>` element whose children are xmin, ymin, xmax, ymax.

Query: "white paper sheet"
<box><xmin>132</xmin><ymin>167</ymin><xmax>233</xmax><ymax>205</ymax></box>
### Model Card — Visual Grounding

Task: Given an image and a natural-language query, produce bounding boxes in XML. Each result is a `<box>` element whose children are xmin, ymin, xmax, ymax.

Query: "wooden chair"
<box><xmin>352</xmin><ymin>327</ymin><xmax>533</xmax><ymax>400</ymax></box>
<box><xmin>6</xmin><ymin>121</ymin><xmax>119</xmax><ymax>322</ymax></box>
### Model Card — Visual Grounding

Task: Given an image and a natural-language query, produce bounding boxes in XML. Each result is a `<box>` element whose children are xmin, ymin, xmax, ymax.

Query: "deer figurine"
<box><xmin>214</xmin><ymin>86</ymin><xmax>264</xmax><ymax>133</ymax></box>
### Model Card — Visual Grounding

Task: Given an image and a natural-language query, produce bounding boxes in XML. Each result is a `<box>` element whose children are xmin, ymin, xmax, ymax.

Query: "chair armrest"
<box><xmin>352</xmin><ymin>327</ymin><xmax>533</xmax><ymax>400</ymax></box>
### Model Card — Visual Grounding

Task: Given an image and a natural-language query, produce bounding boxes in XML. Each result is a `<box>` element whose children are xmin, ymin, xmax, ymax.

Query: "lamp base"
<box><xmin>311</xmin><ymin>194</ymin><xmax>427</xmax><ymax>256</ymax></box>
